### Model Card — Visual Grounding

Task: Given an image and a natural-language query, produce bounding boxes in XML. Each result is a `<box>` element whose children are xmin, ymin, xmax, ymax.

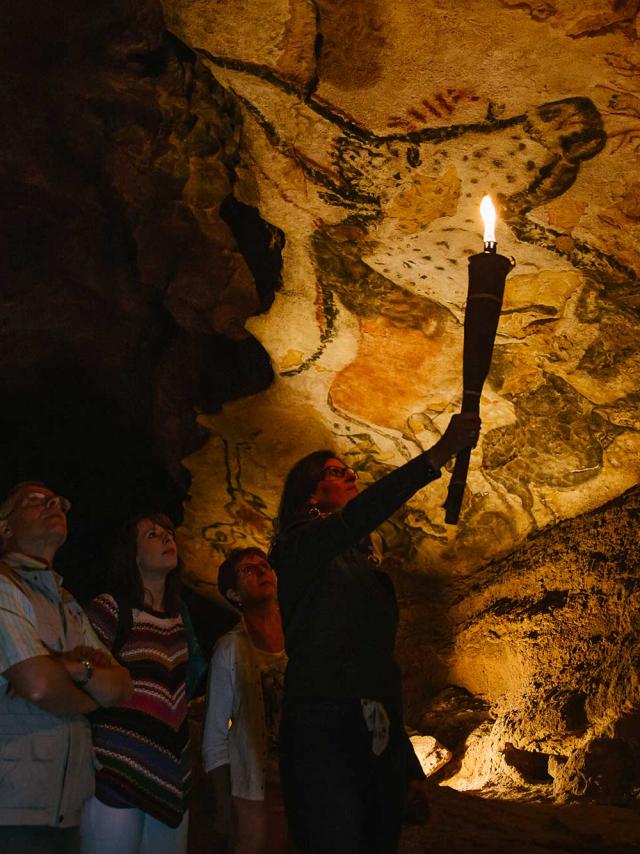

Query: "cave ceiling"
<box><xmin>159</xmin><ymin>0</ymin><xmax>640</xmax><ymax>592</ymax></box>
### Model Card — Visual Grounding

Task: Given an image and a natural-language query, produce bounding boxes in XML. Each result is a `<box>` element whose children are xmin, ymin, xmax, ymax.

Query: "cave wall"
<box><xmin>2</xmin><ymin>0</ymin><xmax>640</xmax><ymax>805</ymax></box>
<box><xmin>393</xmin><ymin>485</ymin><xmax>640</xmax><ymax>802</ymax></box>
<box><xmin>0</xmin><ymin>0</ymin><xmax>280</xmax><ymax>595</ymax></box>
<box><xmin>157</xmin><ymin>0</ymin><xmax>640</xmax><ymax>802</ymax></box>
<box><xmin>158</xmin><ymin>0</ymin><xmax>640</xmax><ymax>589</ymax></box>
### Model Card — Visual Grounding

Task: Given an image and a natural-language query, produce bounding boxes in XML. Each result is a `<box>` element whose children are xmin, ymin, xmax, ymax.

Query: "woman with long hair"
<box><xmin>80</xmin><ymin>512</ymin><xmax>206</xmax><ymax>854</ymax></box>
<box><xmin>270</xmin><ymin>414</ymin><xmax>480</xmax><ymax>853</ymax></box>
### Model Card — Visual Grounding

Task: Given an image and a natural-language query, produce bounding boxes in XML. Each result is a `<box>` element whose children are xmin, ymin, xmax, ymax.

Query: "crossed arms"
<box><xmin>4</xmin><ymin>645</ymin><xmax>132</xmax><ymax>715</ymax></box>
<box><xmin>0</xmin><ymin>582</ymin><xmax>132</xmax><ymax>716</ymax></box>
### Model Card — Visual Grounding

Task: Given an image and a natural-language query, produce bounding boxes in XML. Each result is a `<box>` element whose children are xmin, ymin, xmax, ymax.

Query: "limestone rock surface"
<box><xmin>157</xmin><ymin>1</ymin><xmax>640</xmax><ymax>804</ymax></box>
<box><xmin>404</xmin><ymin>486</ymin><xmax>640</xmax><ymax>803</ymax></box>
<box><xmin>410</xmin><ymin>734</ymin><xmax>453</xmax><ymax>778</ymax></box>
<box><xmin>159</xmin><ymin>0</ymin><xmax>640</xmax><ymax>587</ymax></box>
<box><xmin>3</xmin><ymin>0</ymin><xmax>640</xmax><ymax>815</ymax></box>
<box><xmin>157</xmin><ymin>1</ymin><xmax>640</xmax><ymax>807</ymax></box>
<box><xmin>0</xmin><ymin>0</ymin><xmax>279</xmax><ymax>589</ymax></box>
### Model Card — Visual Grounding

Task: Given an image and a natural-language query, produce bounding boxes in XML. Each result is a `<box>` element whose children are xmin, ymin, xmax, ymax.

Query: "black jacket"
<box><xmin>271</xmin><ymin>452</ymin><xmax>440</xmax><ymax>706</ymax></box>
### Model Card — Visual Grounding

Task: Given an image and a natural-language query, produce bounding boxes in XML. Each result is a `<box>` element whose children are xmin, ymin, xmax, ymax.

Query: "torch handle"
<box><xmin>443</xmin><ymin>442</ymin><xmax>472</xmax><ymax>525</ymax></box>
<box><xmin>443</xmin><ymin>249</ymin><xmax>513</xmax><ymax>525</ymax></box>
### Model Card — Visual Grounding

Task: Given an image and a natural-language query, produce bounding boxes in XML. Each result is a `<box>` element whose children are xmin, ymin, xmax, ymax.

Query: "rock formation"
<box><xmin>411</xmin><ymin>486</ymin><xmax>640</xmax><ymax>804</ymax></box>
<box><xmin>0</xmin><ymin>0</ymin><xmax>280</xmax><ymax>593</ymax></box>
<box><xmin>163</xmin><ymin>0</ymin><xmax>640</xmax><ymax>807</ymax></box>
<box><xmin>2</xmin><ymin>0</ymin><xmax>639</xmax><ymax>814</ymax></box>
<box><xmin>161</xmin><ymin>0</ymin><xmax>640</xmax><ymax>585</ymax></box>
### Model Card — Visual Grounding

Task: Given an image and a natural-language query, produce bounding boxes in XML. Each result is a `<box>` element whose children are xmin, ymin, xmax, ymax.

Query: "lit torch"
<box><xmin>443</xmin><ymin>195</ymin><xmax>515</xmax><ymax>525</ymax></box>
<box><xmin>480</xmin><ymin>194</ymin><xmax>496</xmax><ymax>250</ymax></box>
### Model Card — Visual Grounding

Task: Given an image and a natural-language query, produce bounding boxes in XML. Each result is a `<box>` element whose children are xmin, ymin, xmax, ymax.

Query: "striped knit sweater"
<box><xmin>86</xmin><ymin>594</ymin><xmax>191</xmax><ymax>828</ymax></box>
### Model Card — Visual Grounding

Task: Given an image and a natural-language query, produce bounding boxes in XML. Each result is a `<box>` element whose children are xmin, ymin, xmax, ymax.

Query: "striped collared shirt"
<box><xmin>0</xmin><ymin>551</ymin><xmax>107</xmax><ymax>686</ymax></box>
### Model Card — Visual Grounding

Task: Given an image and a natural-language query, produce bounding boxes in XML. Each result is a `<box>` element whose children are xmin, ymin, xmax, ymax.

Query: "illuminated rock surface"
<box><xmin>2</xmin><ymin>0</ymin><xmax>640</xmax><ymax>831</ymax></box>
<box><xmin>162</xmin><ymin>0</ymin><xmax>640</xmax><ymax>585</ymax></box>
<box><xmin>162</xmin><ymin>0</ymin><xmax>640</xmax><ymax>815</ymax></box>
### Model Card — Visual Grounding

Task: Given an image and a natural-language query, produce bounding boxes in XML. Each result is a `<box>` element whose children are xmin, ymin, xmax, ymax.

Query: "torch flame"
<box><xmin>480</xmin><ymin>194</ymin><xmax>496</xmax><ymax>244</ymax></box>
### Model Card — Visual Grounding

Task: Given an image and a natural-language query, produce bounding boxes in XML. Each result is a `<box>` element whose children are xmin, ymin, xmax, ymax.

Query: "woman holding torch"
<box><xmin>269</xmin><ymin>414</ymin><xmax>479</xmax><ymax>853</ymax></box>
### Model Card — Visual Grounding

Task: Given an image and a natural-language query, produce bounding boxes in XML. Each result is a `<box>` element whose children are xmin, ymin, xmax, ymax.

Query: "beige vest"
<box><xmin>0</xmin><ymin>562</ymin><xmax>95</xmax><ymax>827</ymax></box>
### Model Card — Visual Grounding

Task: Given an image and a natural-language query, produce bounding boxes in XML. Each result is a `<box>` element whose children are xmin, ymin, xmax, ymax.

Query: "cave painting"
<box><xmin>162</xmin><ymin>0</ymin><xmax>640</xmax><ymax>592</ymax></box>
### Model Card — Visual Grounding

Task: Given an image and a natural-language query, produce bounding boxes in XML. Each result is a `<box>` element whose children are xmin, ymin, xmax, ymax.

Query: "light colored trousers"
<box><xmin>80</xmin><ymin>796</ymin><xmax>189</xmax><ymax>854</ymax></box>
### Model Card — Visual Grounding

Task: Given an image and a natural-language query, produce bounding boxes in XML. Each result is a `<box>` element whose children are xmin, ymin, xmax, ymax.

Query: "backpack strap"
<box><xmin>111</xmin><ymin>594</ymin><xmax>134</xmax><ymax>659</ymax></box>
<box><xmin>0</xmin><ymin>560</ymin><xmax>40</xmax><ymax>601</ymax></box>
<box><xmin>180</xmin><ymin>600</ymin><xmax>208</xmax><ymax>700</ymax></box>
<box><xmin>0</xmin><ymin>560</ymin><xmax>22</xmax><ymax>587</ymax></box>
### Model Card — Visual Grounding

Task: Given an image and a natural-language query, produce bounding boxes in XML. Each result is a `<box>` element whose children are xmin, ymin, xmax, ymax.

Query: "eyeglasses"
<box><xmin>322</xmin><ymin>465</ymin><xmax>358</xmax><ymax>481</ymax></box>
<box><xmin>6</xmin><ymin>491</ymin><xmax>72</xmax><ymax>517</ymax></box>
<box><xmin>237</xmin><ymin>560</ymin><xmax>272</xmax><ymax>577</ymax></box>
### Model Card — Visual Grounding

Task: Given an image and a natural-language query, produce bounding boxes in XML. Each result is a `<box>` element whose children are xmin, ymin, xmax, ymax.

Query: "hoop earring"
<box><xmin>308</xmin><ymin>506</ymin><xmax>321</xmax><ymax>518</ymax></box>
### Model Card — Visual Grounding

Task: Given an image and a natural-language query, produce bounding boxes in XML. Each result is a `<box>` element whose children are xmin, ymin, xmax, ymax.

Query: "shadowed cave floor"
<box><xmin>400</xmin><ymin>785</ymin><xmax>640</xmax><ymax>853</ymax></box>
<box><xmin>188</xmin><ymin>782</ymin><xmax>640</xmax><ymax>853</ymax></box>
<box><xmin>189</xmin><ymin>720</ymin><xmax>639</xmax><ymax>853</ymax></box>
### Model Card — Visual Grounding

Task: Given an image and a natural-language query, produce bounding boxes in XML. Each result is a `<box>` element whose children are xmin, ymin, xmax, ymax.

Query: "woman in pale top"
<box><xmin>203</xmin><ymin>547</ymin><xmax>290</xmax><ymax>854</ymax></box>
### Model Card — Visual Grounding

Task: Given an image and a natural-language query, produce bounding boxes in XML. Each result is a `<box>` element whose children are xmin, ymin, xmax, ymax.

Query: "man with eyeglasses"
<box><xmin>0</xmin><ymin>482</ymin><xmax>133</xmax><ymax>854</ymax></box>
<box><xmin>202</xmin><ymin>547</ymin><xmax>289</xmax><ymax>853</ymax></box>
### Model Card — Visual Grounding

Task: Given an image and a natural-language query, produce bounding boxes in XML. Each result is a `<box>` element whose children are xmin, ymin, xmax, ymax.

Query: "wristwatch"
<box><xmin>76</xmin><ymin>658</ymin><xmax>94</xmax><ymax>687</ymax></box>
